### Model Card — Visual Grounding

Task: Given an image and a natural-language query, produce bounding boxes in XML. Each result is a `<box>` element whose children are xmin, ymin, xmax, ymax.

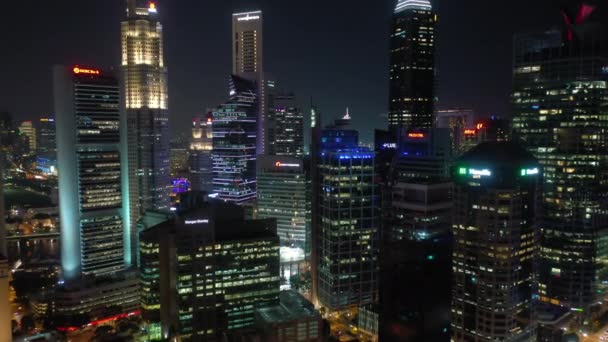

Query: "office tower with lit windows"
<box><xmin>140</xmin><ymin>201</ymin><xmax>280</xmax><ymax>341</ymax></box>
<box><xmin>257</xmin><ymin>155</ymin><xmax>309</xmax><ymax>275</ymax></box>
<box><xmin>379</xmin><ymin>128</ymin><xmax>452</xmax><ymax>341</ymax></box>
<box><xmin>18</xmin><ymin>120</ymin><xmax>37</xmax><ymax>153</ymax></box>
<box><xmin>451</xmin><ymin>142</ymin><xmax>540</xmax><ymax>342</ymax></box>
<box><xmin>54</xmin><ymin>65</ymin><xmax>127</xmax><ymax>280</ymax></box>
<box><xmin>36</xmin><ymin>117</ymin><xmax>57</xmax><ymax>175</ymax></box>
<box><xmin>388</xmin><ymin>0</ymin><xmax>436</xmax><ymax>130</ymax></box>
<box><xmin>122</xmin><ymin>0</ymin><xmax>170</xmax><ymax>263</ymax></box>
<box><xmin>212</xmin><ymin>75</ymin><xmax>258</xmax><ymax>204</ymax></box>
<box><xmin>314</xmin><ymin>116</ymin><xmax>379</xmax><ymax>310</ymax></box>
<box><xmin>512</xmin><ymin>3</ymin><xmax>608</xmax><ymax>312</ymax></box>
<box><xmin>232</xmin><ymin>10</ymin><xmax>274</xmax><ymax>155</ymax></box>
<box><xmin>189</xmin><ymin>114</ymin><xmax>213</xmax><ymax>193</ymax></box>
<box><xmin>436</xmin><ymin>109</ymin><xmax>475</xmax><ymax>156</ymax></box>
<box><xmin>268</xmin><ymin>93</ymin><xmax>304</xmax><ymax>157</ymax></box>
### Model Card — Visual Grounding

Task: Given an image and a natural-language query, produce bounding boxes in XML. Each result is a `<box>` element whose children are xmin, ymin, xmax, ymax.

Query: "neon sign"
<box><xmin>275</xmin><ymin>162</ymin><xmax>300</xmax><ymax>168</ymax></box>
<box><xmin>520</xmin><ymin>168</ymin><xmax>539</xmax><ymax>176</ymax></box>
<box><xmin>476</xmin><ymin>123</ymin><xmax>484</xmax><ymax>130</ymax></box>
<box><xmin>73</xmin><ymin>67</ymin><xmax>100</xmax><ymax>75</ymax></box>
<box><xmin>408</xmin><ymin>132</ymin><xmax>425</xmax><ymax>139</ymax></box>
<box><xmin>237</xmin><ymin>14</ymin><xmax>260</xmax><ymax>21</ymax></box>
<box><xmin>468</xmin><ymin>168</ymin><xmax>492</xmax><ymax>177</ymax></box>
<box><xmin>464</xmin><ymin>129</ymin><xmax>476</xmax><ymax>135</ymax></box>
<box><xmin>185</xmin><ymin>219</ymin><xmax>209</xmax><ymax>225</ymax></box>
<box><xmin>382</xmin><ymin>143</ymin><xmax>397</xmax><ymax>149</ymax></box>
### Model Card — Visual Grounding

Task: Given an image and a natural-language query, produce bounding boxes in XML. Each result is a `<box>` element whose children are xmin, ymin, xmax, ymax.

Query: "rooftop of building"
<box><xmin>458</xmin><ymin>141</ymin><xmax>537</xmax><ymax>167</ymax></box>
<box><xmin>256</xmin><ymin>290</ymin><xmax>319</xmax><ymax>324</ymax></box>
<box><xmin>395</xmin><ymin>0</ymin><xmax>432</xmax><ymax>13</ymax></box>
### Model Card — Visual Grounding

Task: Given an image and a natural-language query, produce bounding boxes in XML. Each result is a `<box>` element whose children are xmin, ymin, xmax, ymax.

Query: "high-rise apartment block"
<box><xmin>451</xmin><ymin>142</ymin><xmax>540</xmax><ymax>341</ymax></box>
<box><xmin>389</xmin><ymin>0</ymin><xmax>436</xmax><ymax>130</ymax></box>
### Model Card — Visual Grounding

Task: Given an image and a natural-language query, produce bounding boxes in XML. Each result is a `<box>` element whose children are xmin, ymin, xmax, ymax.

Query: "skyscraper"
<box><xmin>232</xmin><ymin>10</ymin><xmax>273</xmax><ymax>156</ymax></box>
<box><xmin>122</xmin><ymin>0</ymin><xmax>170</xmax><ymax>262</ymax></box>
<box><xmin>267</xmin><ymin>93</ymin><xmax>304</xmax><ymax>157</ymax></box>
<box><xmin>36</xmin><ymin>117</ymin><xmax>57</xmax><ymax>175</ymax></box>
<box><xmin>18</xmin><ymin>120</ymin><xmax>36</xmax><ymax>153</ymax></box>
<box><xmin>379</xmin><ymin>128</ymin><xmax>453</xmax><ymax>341</ymax></box>
<box><xmin>388</xmin><ymin>0</ymin><xmax>436</xmax><ymax>130</ymax></box>
<box><xmin>189</xmin><ymin>114</ymin><xmax>213</xmax><ymax>193</ymax></box>
<box><xmin>512</xmin><ymin>2</ymin><xmax>608</xmax><ymax>311</ymax></box>
<box><xmin>212</xmin><ymin>75</ymin><xmax>258</xmax><ymax>204</ymax></box>
<box><xmin>314</xmin><ymin>116</ymin><xmax>379</xmax><ymax>310</ymax></box>
<box><xmin>451</xmin><ymin>142</ymin><xmax>540</xmax><ymax>341</ymax></box>
<box><xmin>140</xmin><ymin>201</ymin><xmax>280</xmax><ymax>340</ymax></box>
<box><xmin>0</xmin><ymin>155</ymin><xmax>9</xmax><ymax>342</ymax></box>
<box><xmin>54</xmin><ymin>65</ymin><xmax>127</xmax><ymax>280</ymax></box>
<box><xmin>257</xmin><ymin>155</ymin><xmax>309</xmax><ymax>249</ymax></box>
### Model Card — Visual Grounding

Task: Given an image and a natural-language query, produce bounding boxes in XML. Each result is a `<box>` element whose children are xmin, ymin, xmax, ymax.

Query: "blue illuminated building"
<box><xmin>314</xmin><ymin>115</ymin><xmax>379</xmax><ymax>310</ymax></box>
<box><xmin>212</xmin><ymin>75</ymin><xmax>258</xmax><ymax>205</ymax></box>
<box><xmin>54</xmin><ymin>65</ymin><xmax>128</xmax><ymax>280</ymax></box>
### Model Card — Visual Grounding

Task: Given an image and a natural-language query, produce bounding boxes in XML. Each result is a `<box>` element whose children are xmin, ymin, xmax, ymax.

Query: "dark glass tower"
<box><xmin>212</xmin><ymin>75</ymin><xmax>258</xmax><ymax>204</ymax></box>
<box><xmin>388</xmin><ymin>0</ymin><xmax>436</xmax><ymax>130</ymax></box>
<box><xmin>268</xmin><ymin>93</ymin><xmax>304</xmax><ymax>157</ymax></box>
<box><xmin>512</xmin><ymin>2</ymin><xmax>608</xmax><ymax>311</ymax></box>
<box><xmin>451</xmin><ymin>142</ymin><xmax>540</xmax><ymax>341</ymax></box>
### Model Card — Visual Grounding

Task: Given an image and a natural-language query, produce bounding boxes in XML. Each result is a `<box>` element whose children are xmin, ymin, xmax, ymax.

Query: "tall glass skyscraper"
<box><xmin>54</xmin><ymin>65</ymin><xmax>127</xmax><ymax>280</ymax></box>
<box><xmin>388</xmin><ymin>0</ymin><xmax>436</xmax><ymax>130</ymax></box>
<box><xmin>212</xmin><ymin>75</ymin><xmax>258</xmax><ymax>204</ymax></box>
<box><xmin>122</xmin><ymin>0</ymin><xmax>170</xmax><ymax>264</ymax></box>
<box><xmin>451</xmin><ymin>142</ymin><xmax>540</xmax><ymax>342</ymax></box>
<box><xmin>512</xmin><ymin>4</ymin><xmax>608</xmax><ymax>311</ymax></box>
<box><xmin>314</xmin><ymin>117</ymin><xmax>379</xmax><ymax>310</ymax></box>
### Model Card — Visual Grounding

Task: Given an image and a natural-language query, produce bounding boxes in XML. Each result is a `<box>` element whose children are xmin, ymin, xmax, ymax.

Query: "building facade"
<box><xmin>212</xmin><ymin>75</ymin><xmax>258</xmax><ymax>204</ymax></box>
<box><xmin>189</xmin><ymin>115</ymin><xmax>213</xmax><ymax>193</ymax></box>
<box><xmin>451</xmin><ymin>142</ymin><xmax>540</xmax><ymax>341</ymax></box>
<box><xmin>122</xmin><ymin>0</ymin><xmax>171</xmax><ymax>264</ymax></box>
<box><xmin>18</xmin><ymin>120</ymin><xmax>36</xmax><ymax>153</ymax></box>
<box><xmin>54</xmin><ymin>65</ymin><xmax>127</xmax><ymax>280</ymax></box>
<box><xmin>512</xmin><ymin>7</ymin><xmax>608</xmax><ymax>311</ymax></box>
<box><xmin>315</xmin><ymin>118</ymin><xmax>379</xmax><ymax>310</ymax></box>
<box><xmin>268</xmin><ymin>93</ymin><xmax>304</xmax><ymax>157</ymax></box>
<box><xmin>140</xmin><ymin>201</ymin><xmax>280</xmax><ymax>341</ymax></box>
<box><xmin>388</xmin><ymin>0</ymin><xmax>436</xmax><ymax>130</ymax></box>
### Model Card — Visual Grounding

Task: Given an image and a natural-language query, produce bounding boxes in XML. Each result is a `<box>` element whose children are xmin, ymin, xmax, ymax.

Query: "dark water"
<box><xmin>7</xmin><ymin>238</ymin><xmax>59</xmax><ymax>264</ymax></box>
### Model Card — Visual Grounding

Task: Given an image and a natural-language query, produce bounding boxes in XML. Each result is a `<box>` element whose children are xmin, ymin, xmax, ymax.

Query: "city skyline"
<box><xmin>0</xmin><ymin>0</ymin><xmax>561</xmax><ymax>142</ymax></box>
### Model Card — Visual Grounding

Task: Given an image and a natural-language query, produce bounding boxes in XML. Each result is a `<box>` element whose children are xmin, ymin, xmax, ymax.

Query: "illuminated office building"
<box><xmin>36</xmin><ymin>117</ymin><xmax>57</xmax><ymax>175</ymax></box>
<box><xmin>512</xmin><ymin>3</ymin><xmax>608</xmax><ymax>311</ymax></box>
<box><xmin>268</xmin><ymin>93</ymin><xmax>304</xmax><ymax>157</ymax></box>
<box><xmin>18</xmin><ymin>120</ymin><xmax>37</xmax><ymax>153</ymax></box>
<box><xmin>232</xmin><ymin>10</ymin><xmax>274</xmax><ymax>156</ymax></box>
<box><xmin>314</xmin><ymin>116</ymin><xmax>379</xmax><ymax>310</ymax></box>
<box><xmin>451</xmin><ymin>142</ymin><xmax>540</xmax><ymax>342</ymax></box>
<box><xmin>140</xmin><ymin>201</ymin><xmax>280</xmax><ymax>341</ymax></box>
<box><xmin>189</xmin><ymin>115</ymin><xmax>213</xmax><ymax>193</ymax></box>
<box><xmin>388</xmin><ymin>0</ymin><xmax>437</xmax><ymax>130</ymax></box>
<box><xmin>122</xmin><ymin>0</ymin><xmax>171</xmax><ymax>263</ymax></box>
<box><xmin>212</xmin><ymin>75</ymin><xmax>258</xmax><ymax>204</ymax></box>
<box><xmin>436</xmin><ymin>109</ymin><xmax>474</xmax><ymax>155</ymax></box>
<box><xmin>257</xmin><ymin>155</ymin><xmax>308</xmax><ymax>247</ymax></box>
<box><xmin>54</xmin><ymin>65</ymin><xmax>127</xmax><ymax>280</ymax></box>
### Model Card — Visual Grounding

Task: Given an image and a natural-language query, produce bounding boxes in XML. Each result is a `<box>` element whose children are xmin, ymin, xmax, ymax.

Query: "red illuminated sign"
<box><xmin>73</xmin><ymin>67</ymin><xmax>100</xmax><ymax>75</ymax></box>
<box><xmin>476</xmin><ymin>123</ymin><xmax>484</xmax><ymax>130</ymax></box>
<box><xmin>407</xmin><ymin>133</ymin><xmax>425</xmax><ymax>139</ymax></box>
<box><xmin>464</xmin><ymin>129</ymin><xmax>477</xmax><ymax>135</ymax></box>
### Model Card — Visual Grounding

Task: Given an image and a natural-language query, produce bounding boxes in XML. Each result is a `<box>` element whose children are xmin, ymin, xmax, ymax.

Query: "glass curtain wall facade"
<box><xmin>212</xmin><ymin>75</ymin><xmax>258</xmax><ymax>204</ymax></box>
<box><xmin>122</xmin><ymin>0</ymin><xmax>170</xmax><ymax>265</ymax></box>
<box><xmin>512</xmin><ymin>20</ymin><xmax>608</xmax><ymax>310</ymax></box>
<box><xmin>54</xmin><ymin>65</ymin><xmax>126</xmax><ymax>280</ymax></box>
<box><xmin>388</xmin><ymin>0</ymin><xmax>436</xmax><ymax>130</ymax></box>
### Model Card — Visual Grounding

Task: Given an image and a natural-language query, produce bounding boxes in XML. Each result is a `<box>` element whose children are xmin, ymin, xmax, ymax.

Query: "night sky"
<box><xmin>0</xmin><ymin>0</ymin><xmax>561</xmax><ymax>142</ymax></box>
